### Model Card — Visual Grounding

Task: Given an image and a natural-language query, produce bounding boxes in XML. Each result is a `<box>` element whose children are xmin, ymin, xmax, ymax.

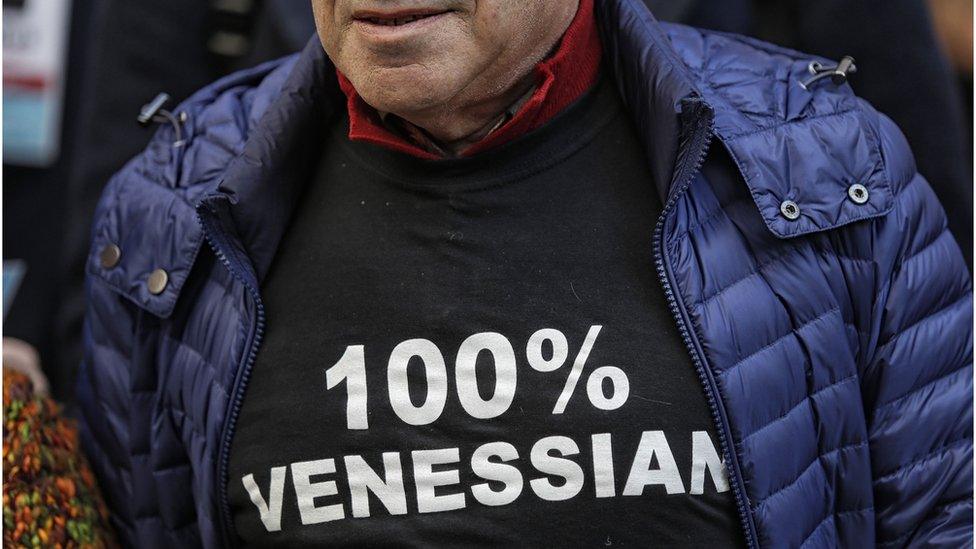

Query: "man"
<box><xmin>76</xmin><ymin>0</ymin><xmax>973</xmax><ymax>547</ymax></box>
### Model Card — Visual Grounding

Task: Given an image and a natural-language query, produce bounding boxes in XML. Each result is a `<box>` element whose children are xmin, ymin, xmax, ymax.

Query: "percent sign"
<box><xmin>526</xmin><ymin>325</ymin><xmax>630</xmax><ymax>414</ymax></box>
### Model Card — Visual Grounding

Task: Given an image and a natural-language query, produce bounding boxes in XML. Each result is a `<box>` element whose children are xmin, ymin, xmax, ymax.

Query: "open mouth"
<box><xmin>353</xmin><ymin>9</ymin><xmax>451</xmax><ymax>28</ymax></box>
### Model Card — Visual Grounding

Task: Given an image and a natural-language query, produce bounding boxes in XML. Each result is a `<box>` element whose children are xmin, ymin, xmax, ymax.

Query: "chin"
<box><xmin>356</xmin><ymin>64</ymin><xmax>461</xmax><ymax>115</ymax></box>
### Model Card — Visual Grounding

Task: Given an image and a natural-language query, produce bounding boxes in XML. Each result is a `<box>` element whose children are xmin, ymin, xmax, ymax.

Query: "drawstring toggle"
<box><xmin>137</xmin><ymin>93</ymin><xmax>186</xmax><ymax>147</ymax></box>
<box><xmin>799</xmin><ymin>56</ymin><xmax>857</xmax><ymax>90</ymax></box>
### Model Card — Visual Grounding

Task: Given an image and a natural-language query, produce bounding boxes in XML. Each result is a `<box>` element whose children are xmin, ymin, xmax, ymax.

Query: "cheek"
<box><xmin>311</xmin><ymin>0</ymin><xmax>344</xmax><ymax>57</ymax></box>
<box><xmin>470</xmin><ymin>3</ymin><xmax>508</xmax><ymax>43</ymax></box>
<box><xmin>469</xmin><ymin>1</ymin><xmax>535</xmax><ymax>57</ymax></box>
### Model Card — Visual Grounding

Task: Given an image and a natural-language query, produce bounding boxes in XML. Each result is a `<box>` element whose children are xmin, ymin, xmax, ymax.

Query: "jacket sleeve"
<box><xmin>75</xmin><ymin>212</ymin><xmax>141</xmax><ymax>546</ymax></box>
<box><xmin>861</xmin><ymin>111</ymin><xmax>973</xmax><ymax>547</ymax></box>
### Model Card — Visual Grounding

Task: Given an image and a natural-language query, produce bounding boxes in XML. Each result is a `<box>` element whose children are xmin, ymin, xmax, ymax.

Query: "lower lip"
<box><xmin>352</xmin><ymin>12</ymin><xmax>452</xmax><ymax>38</ymax></box>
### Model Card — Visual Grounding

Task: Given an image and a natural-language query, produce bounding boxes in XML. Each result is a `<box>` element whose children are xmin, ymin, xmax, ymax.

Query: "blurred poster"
<box><xmin>3</xmin><ymin>0</ymin><xmax>72</xmax><ymax>166</ymax></box>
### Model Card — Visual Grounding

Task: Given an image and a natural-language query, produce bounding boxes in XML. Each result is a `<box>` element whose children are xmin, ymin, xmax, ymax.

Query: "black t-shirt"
<box><xmin>227</xmin><ymin>77</ymin><xmax>746</xmax><ymax>547</ymax></box>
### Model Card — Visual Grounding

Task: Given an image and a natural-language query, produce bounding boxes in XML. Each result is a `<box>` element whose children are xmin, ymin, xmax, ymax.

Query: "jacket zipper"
<box><xmin>653</xmin><ymin>104</ymin><xmax>760</xmax><ymax>548</ymax></box>
<box><xmin>196</xmin><ymin>202</ymin><xmax>267</xmax><ymax>548</ymax></box>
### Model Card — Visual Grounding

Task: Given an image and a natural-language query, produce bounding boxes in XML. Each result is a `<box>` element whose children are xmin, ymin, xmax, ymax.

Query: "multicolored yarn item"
<box><xmin>3</xmin><ymin>369</ymin><xmax>117</xmax><ymax>548</ymax></box>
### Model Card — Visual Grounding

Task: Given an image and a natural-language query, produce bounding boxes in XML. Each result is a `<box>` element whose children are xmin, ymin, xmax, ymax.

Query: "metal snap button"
<box><xmin>780</xmin><ymin>200</ymin><xmax>801</xmax><ymax>220</ymax></box>
<box><xmin>148</xmin><ymin>269</ymin><xmax>169</xmax><ymax>295</ymax></box>
<box><xmin>848</xmin><ymin>183</ymin><xmax>869</xmax><ymax>204</ymax></box>
<box><xmin>99</xmin><ymin>244</ymin><xmax>121</xmax><ymax>269</ymax></box>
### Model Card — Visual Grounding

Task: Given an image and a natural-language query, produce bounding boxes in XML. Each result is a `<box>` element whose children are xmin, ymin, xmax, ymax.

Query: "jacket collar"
<box><xmin>199</xmin><ymin>38</ymin><xmax>341</xmax><ymax>285</ymax></box>
<box><xmin>597</xmin><ymin>0</ymin><xmax>704</xmax><ymax>202</ymax></box>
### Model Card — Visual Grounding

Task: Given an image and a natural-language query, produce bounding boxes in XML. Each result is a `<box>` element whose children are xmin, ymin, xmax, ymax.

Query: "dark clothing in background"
<box><xmin>3</xmin><ymin>0</ymin><xmax>95</xmax><ymax>402</ymax></box>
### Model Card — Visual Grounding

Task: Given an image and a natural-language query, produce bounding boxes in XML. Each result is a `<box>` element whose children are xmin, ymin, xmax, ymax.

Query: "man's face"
<box><xmin>312</xmin><ymin>0</ymin><xmax>577</xmax><ymax>116</ymax></box>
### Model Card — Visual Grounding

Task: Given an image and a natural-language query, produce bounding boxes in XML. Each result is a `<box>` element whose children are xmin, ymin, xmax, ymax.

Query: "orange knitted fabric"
<box><xmin>3</xmin><ymin>369</ymin><xmax>116</xmax><ymax>548</ymax></box>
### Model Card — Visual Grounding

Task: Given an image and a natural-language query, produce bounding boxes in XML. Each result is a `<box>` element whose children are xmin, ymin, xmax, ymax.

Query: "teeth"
<box><xmin>366</xmin><ymin>14</ymin><xmax>429</xmax><ymax>26</ymax></box>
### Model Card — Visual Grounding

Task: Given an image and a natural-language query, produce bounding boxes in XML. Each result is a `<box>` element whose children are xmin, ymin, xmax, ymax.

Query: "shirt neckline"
<box><xmin>330</xmin><ymin>75</ymin><xmax>620</xmax><ymax>192</ymax></box>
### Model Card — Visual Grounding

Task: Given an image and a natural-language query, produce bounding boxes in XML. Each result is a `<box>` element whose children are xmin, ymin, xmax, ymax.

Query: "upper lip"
<box><xmin>352</xmin><ymin>7</ymin><xmax>451</xmax><ymax>21</ymax></box>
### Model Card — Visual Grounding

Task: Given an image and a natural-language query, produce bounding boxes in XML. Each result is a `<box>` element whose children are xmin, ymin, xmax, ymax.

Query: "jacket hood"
<box><xmin>87</xmin><ymin>0</ymin><xmax>903</xmax><ymax>319</ymax></box>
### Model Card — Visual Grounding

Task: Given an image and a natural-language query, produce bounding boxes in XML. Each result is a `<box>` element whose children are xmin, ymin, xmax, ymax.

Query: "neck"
<box><xmin>387</xmin><ymin>3</ymin><xmax>579</xmax><ymax>154</ymax></box>
<box><xmin>393</xmin><ymin>69</ymin><xmax>539</xmax><ymax>155</ymax></box>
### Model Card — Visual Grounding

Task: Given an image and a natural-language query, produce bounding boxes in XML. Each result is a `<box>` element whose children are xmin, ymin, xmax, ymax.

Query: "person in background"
<box><xmin>75</xmin><ymin>0</ymin><xmax>971</xmax><ymax>547</ymax></box>
<box><xmin>3</xmin><ymin>367</ymin><xmax>116</xmax><ymax>547</ymax></box>
<box><xmin>928</xmin><ymin>0</ymin><xmax>974</xmax><ymax>75</ymax></box>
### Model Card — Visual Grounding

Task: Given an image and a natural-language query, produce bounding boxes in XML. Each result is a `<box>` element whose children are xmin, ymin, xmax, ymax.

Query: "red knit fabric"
<box><xmin>337</xmin><ymin>0</ymin><xmax>602</xmax><ymax>159</ymax></box>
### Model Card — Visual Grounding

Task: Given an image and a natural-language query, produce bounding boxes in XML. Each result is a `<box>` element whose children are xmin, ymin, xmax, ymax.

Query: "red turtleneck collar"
<box><xmin>336</xmin><ymin>0</ymin><xmax>602</xmax><ymax>159</ymax></box>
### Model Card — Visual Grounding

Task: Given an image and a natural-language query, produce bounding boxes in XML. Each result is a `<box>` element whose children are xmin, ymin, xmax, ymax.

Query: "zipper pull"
<box><xmin>799</xmin><ymin>55</ymin><xmax>857</xmax><ymax>90</ymax></box>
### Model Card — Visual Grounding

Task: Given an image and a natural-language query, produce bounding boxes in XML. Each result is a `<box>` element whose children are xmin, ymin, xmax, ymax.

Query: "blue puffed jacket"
<box><xmin>76</xmin><ymin>0</ymin><xmax>973</xmax><ymax>547</ymax></box>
